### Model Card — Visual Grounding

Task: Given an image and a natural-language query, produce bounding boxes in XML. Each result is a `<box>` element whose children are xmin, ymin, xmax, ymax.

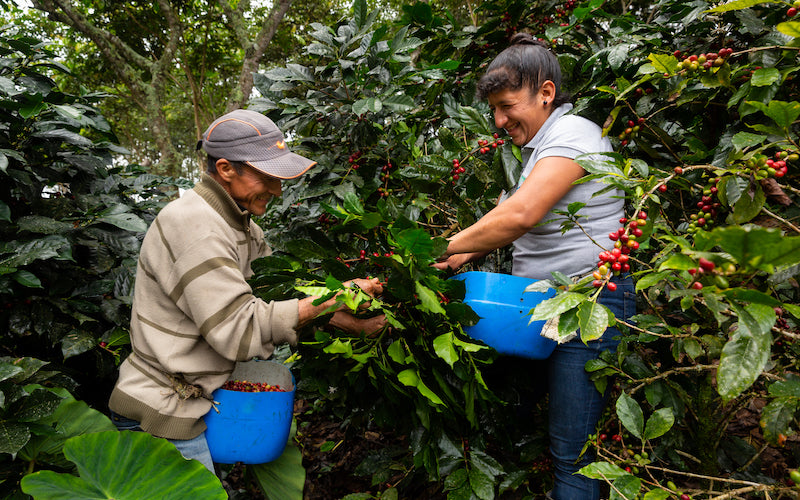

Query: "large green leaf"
<box><xmin>394</xmin><ymin>228</ymin><xmax>435</xmax><ymax>257</ymax></box>
<box><xmin>0</xmin><ymin>421</ymin><xmax>32</xmax><ymax>455</ymax></box>
<box><xmin>610</xmin><ymin>474</ymin><xmax>641</xmax><ymax>500</ymax></box>
<box><xmin>432</xmin><ymin>332</ymin><xmax>458</xmax><ymax>368</ymax></box>
<box><xmin>93</xmin><ymin>213</ymin><xmax>148</xmax><ymax>233</ymax></box>
<box><xmin>717</xmin><ymin>303</ymin><xmax>775</xmax><ymax>401</ymax></box>
<box><xmin>577</xmin><ymin>300</ymin><xmax>612</xmax><ymax>342</ymax></box>
<box><xmin>643</xmin><ymin>407</ymin><xmax>675</xmax><ymax>440</ymax></box>
<box><xmin>414</xmin><ymin>281</ymin><xmax>446</xmax><ymax>315</ymax></box>
<box><xmin>531</xmin><ymin>292</ymin><xmax>587</xmax><ymax>321</ymax></box>
<box><xmin>731</xmin><ymin>184</ymin><xmax>765</xmax><ymax>223</ymax></box>
<box><xmin>1</xmin><ymin>236</ymin><xmax>72</xmax><ymax>267</ymax></box>
<box><xmin>744</xmin><ymin>100</ymin><xmax>800</xmax><ymax>129</ymax></box>
<box><xmin>397</xmin><ymin>369</ymin><xmax>443</xmax><ymax>405</ymax></box>
<box><xmin>701</xmin><ymin>226</ymin><xmax>800</xmax><ymax>272</ymax></box>
<box><xmin>250</xmin><ymin>421</ymin><xmax>305</xmax><ymax>500</ymax></box>
<box><xmin>19</xmin><ymin>387</ymin><xmax>116</xmax><ymax>462</ymax></box>
<box><xmin>616</xmin><ymin>392</ymin><xmax>644</xmax><ymax>439</ymax></box>
<box><xmin>705</xmin><ymin>0</ymin><xmax>779</xmax><ymax>12</ymax></box>
<box><xmin>20</xmin><ymin>431</ymin><xmax>226</xmax><ymax>499</ymax></box>
<box><xmin>777</xmin><ymin>20</ymin><xmax>800</xmax><ymax>37</ymax></box>
<box><xmin>576</xmin><ymin>461</ymin><xmax>629</xmax><ymax>480</ymax></box>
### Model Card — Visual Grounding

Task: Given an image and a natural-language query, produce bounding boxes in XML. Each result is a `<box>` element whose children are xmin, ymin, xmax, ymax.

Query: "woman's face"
<box><xmin>488</xmin><ymin>87</ymin><xmax>549</xmax><ymax>146</ymax></box>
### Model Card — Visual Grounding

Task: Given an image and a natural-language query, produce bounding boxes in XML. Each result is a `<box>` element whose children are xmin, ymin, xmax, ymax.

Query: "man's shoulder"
<box><xmin>158</xmin><ymin>189</ymin><xmax>208</xmax><ymax>216</ymax></box>
<box><xmin>152</xmin><ymin>190</ymin><xmax>218</xmax><ymax>234</ymax></box>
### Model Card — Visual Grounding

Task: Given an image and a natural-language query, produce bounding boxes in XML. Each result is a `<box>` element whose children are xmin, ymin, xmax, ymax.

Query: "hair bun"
<box><xmin>508</xmin><ymin>32</ymin><xmax>551</xmax><ymax>51</ymax></box>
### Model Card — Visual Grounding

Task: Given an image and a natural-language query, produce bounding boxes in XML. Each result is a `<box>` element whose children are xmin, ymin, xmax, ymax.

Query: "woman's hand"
<box><xmin>432</xmin><ymin>252</ymin><xmax>478</xmax><ymax>271</ymax></box>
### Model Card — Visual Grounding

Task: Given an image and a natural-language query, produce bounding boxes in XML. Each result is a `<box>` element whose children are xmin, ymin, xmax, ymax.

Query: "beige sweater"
<box><xmin>109</xmin><ymin>174</ymin><xmax>299</xmax><ymax>440</ymax></box>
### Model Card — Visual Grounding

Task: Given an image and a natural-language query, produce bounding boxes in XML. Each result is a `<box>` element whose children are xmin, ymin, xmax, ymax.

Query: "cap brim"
<box><xmin>246</xmin><ymin>151</ymin><xmax>316</xmax><ymax>179</ymax></box>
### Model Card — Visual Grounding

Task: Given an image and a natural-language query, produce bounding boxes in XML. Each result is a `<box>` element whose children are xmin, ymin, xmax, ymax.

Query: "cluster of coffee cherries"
<box><xmin>348</xmin><ymin>150</ymin><xmax>363</xmax><ymax>169</ymax></box>
<box><xmin>451</xmin><ymin>158</ymin><xmax>466</xmax><ymax>182</ymax></box>
<box><xmin>220</xmin><ymin>380</ymin><xmax>287</xmax><ymax>392</ymax></box>
<box><xmin>477</xmin><ymin>133</ymin><xmax>505</xmax><ymax>154</ymax></box>
<box><xmin>686</xmin><ymin>177</ymin><xmax>721</xmax><ymax>233</ymax></box>
<box><xmin>757</xmin><ymin>150</ymin><xmax>795</xmax><ymax>179</ymax></box>
<box><xmin>675</xmin><ymin>47</ymin><xmax>733</xmax><ymax>72</ymax></box>
<box><xmin>554</xmin><ymin>0</ymin><xmax>579</xmax><ymax>25</ymax></box>
<box><xmin>591</xmin><ymin>211</ymin><xmax>647</xmax><ymax>290</ymax></box>
<box><xmin>618</xmin><ymin>118</ymin><xmax>645</xmax><ymax>147</ymax></box>
<box><xmin>451</xmin><ymin>158</ymin><xmax>465</xmax><ymax>179</ymax></box>
<box><xmin>359</xmin><ymin>249</ymin><xmax>395</xmax><ymax>261</ymax></box>
<box><xmin>375</xmin><ymin>161</ymin><xmax>396</xmax><ymax>197</ymax></box>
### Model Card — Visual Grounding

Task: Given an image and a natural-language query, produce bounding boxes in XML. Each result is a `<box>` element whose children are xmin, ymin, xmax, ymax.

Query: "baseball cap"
<box><xmin>198</xmin><ymin>109</ymin><xmax>316</xmax><ymax>179</ymax></box>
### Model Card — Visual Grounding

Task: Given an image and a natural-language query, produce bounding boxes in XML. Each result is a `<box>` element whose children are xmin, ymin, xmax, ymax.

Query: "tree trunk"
<box><xmin>221</xmin><ymin>0</ymin><xmax>294</xmax><ymax>112</ymax></box>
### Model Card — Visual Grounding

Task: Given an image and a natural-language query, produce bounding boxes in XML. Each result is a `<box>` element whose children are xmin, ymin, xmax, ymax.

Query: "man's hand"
<box><xmin>329</xmin><ymin>312</ymin><xmax>388</xmax><ymax>337</ymax></box>
<box><xmin>346</xmin><ymin>277</ymin><xmax>384</xmax><ymax>297</ymax></box>
<box><xmin>298</xmin><ymin>277</ymin><xmax>385</xmax><ymax>328</ymax></box>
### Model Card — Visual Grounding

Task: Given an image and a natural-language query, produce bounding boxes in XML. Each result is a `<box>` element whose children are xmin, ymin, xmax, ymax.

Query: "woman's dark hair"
<box><xmin>206</xmin><ymin>156</ymin><xmax>245</xmax><ymax>175</ymax></box>
<box><xmin>476</xmin><ymin>33</ymin><xmax>570</xmax><ymax>106</ymax></box>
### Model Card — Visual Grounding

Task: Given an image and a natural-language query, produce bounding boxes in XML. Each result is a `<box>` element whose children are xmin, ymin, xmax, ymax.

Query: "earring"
<box><xmin>543</xmin><ymin>100</ymin><xmax>548</xmax><ymax>105</ymax></box>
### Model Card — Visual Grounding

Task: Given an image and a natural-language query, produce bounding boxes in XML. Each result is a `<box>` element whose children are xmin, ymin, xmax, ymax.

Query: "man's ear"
<box><xmin>215</xmin><ymin>159</ymin><xmax>237</xmax><ymax>181</ymax></box>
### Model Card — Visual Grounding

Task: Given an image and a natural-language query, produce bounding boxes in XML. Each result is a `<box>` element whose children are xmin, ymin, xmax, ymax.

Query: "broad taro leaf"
<box><xmin>21</xmin><ymin>430</ymin><xmax>226</xmax><ymax>499</ymax></box>
<box><xmin>249</xmin><ymin>420</ymin><xmax>306</xmax><ymax>500</ymax></box>
<box><xmin>18</xmin><ymin>386</ymin><xmax>116</xmax><ymax>464</ymax></box>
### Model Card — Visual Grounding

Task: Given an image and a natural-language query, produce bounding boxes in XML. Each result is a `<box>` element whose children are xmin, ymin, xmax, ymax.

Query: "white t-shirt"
<box><xmin>509</xmin><ymin>104</ymin><xmax>624</xmax><ymax>280</ymax></box>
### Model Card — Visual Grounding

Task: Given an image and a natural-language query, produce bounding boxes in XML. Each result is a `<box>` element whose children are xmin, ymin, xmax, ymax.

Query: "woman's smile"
<box><xmin>488</xmin><ymin>87</ymin><xmax>549</xmax><ymax>146</ymax></box>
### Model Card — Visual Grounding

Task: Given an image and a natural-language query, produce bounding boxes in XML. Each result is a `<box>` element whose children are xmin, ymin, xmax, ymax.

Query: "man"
<box><xmin>109</xmin><ymin>109</ymin><xmax>384</xmax><ymax>471</ymax></box>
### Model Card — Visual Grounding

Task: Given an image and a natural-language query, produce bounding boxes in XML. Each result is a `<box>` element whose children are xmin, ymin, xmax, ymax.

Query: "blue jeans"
<box><xmin>110</xmin><ymin>412</ymin><xmax>215</xmax><ymax>473</ymax></box>
<box><xmin>547</xmin><ymin>275</ymin><xmax>636</xmax><ymax>500</ymax></box>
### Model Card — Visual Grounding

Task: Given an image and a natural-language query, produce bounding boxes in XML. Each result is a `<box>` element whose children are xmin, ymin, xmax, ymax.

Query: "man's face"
<box><xmin>227</xmin><ymin>163</ymin><xmax>282</xmax><ymax>216</ymax></box>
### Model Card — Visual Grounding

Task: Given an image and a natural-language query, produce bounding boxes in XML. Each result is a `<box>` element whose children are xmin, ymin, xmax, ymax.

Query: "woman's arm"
<box><xmin>445</xmin><ymin>156</ymin><xmax>585</xmax><ymax>256</ymax></box>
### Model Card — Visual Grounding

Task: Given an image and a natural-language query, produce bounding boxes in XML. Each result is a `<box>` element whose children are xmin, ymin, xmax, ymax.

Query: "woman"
<box><xmin>435</xmin><ymin>34</ymin><xmax>635</xmax><ymax>499</ymax></box>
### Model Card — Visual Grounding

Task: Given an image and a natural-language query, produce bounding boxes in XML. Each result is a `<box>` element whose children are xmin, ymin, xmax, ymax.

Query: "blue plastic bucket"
<box><xmin>203</xmin><ymin>359</ymin><xmax>295</xmax><ymax>464</ymax></box>
<box><xmin>450</xmin><ymin>271</ymin><xmax>558</xmax><ymax>359</ymax></box>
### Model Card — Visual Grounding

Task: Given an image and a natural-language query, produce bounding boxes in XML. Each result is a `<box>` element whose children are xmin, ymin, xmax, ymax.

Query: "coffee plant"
<box><xmin>251</xmin><ymin>0</ymin><xmax>800</xmax><ymax>498</ymax></box>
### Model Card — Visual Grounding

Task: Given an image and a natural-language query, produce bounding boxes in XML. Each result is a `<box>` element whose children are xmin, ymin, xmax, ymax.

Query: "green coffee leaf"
<box><xmin>611</xmin><ymin>474</ymin><xmax>641</xmax><ymax>500</ymax></box>
<box><xmin>577</xmin><ymin>300</ymin><xmax>611</xmax><ymax>342</ymax></box>
<box><xmin>717</xmin><ymin>303</ymin><xmax>775</xmax><ymax>401</ymax></box>
<box><xmin>531</xmin><ymin>292</ymin><xmax>586</xmax><ymax>321</ymax></box>
<box><xmin>744</xmin><ymin>100</ymin><xmax>800</xmax><ymax>129</ymax></box>
<box><xmin>643</xmin><ymin>407</ymin><xmax>675</xmax><ymax>440</ymax></box>
<box><xmin>576</xmin><ymin>461</ymin><xmax>629</xmax><ymax>480</ymax></box>
<box><xmin>432</xmin><ymin>333</ymin><xmax>458</xmax><ymax>368</ymax></box>
<box><xmin>616</xmin><ymin>392</ymin><xmax>644</xmax><ymax>439</ymax></box>
<box><xmin>397</xmin><ymin>369</ymin><xmax>443</xmax><ymax>405</ymax></box>
<box><xmin>777</xmin><ymin>21</ymin><xmax>800</xmax><ymax>37</ymax></box>
<box><xmin>706</xmin><ymin>0</ymin><xmax>779</xmax><ymax>12</ymax></box>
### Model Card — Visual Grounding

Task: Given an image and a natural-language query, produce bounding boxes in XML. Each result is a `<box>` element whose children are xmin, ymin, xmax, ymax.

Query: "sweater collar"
<box><xmin>194</xmin><ymin>173</ymin><xmax>251</xmax><ymax>230</ymax></box>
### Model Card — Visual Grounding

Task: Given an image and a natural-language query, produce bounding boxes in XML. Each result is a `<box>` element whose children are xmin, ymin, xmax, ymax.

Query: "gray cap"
<box><xmin>198</xmin><ymin>109</ymin><xmax>316</xmax><ymax>179</ymax></box>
